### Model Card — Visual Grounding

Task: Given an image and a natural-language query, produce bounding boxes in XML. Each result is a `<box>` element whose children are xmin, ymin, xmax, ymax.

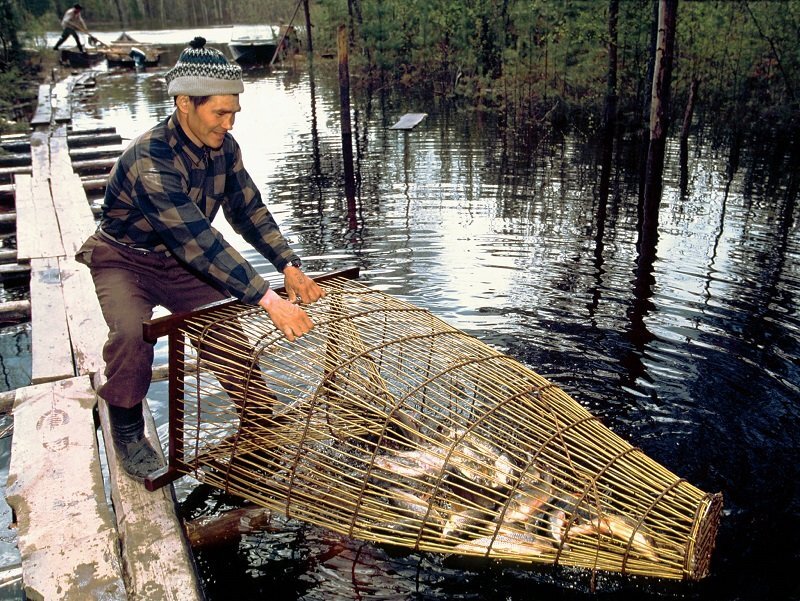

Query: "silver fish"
<box><xmin>453</xmin><ymin>529</ymin><xmax>552</xmax><ymax>557</ymax></box>
<box><xmin>387</xmin><ymin>487</ymin><xmax>444</xmax><ymax>524</ymax></box>
<box><xmin>442</xmin><ymin>507</ymin><xmax>490</xmax><ymax>538</ymax></box>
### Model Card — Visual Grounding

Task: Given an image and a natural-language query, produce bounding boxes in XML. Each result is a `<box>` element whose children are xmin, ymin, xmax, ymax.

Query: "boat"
<box><xmin>101</xmin><ymin>33</ymin><xmax>161</xmax><ymax>68</ymax></box>
<box><xmin>228</xmin><ymin>25</ymin><xmax>299</xmax><ymax>65</ymax></box>
<box><xmin>59</xmin><ymin>49</ymin><xmax>104</xmax><ymax>68</ymax></box>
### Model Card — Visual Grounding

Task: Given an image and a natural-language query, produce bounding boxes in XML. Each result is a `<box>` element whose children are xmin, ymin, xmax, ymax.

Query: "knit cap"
<box><xmin>165</xmin><ymin>37</ymin><xmax>244</xmax><ymax>97</ymax></box>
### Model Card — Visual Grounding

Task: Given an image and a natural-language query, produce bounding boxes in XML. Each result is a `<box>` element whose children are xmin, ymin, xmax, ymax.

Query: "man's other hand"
<box><xmin>282</xmin><ymin>266</ymin><xmax>326</xmax><ymax>305</ymax></box>
<box><xmin>258</xmin><ymin>288</ymin><xmax>314</xmax><ymax>342</ymax></box>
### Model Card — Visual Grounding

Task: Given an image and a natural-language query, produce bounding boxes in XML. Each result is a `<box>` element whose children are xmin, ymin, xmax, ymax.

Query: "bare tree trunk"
<box><xmin>338</xmin><ymin>25</ymin><xmax>357</xmax><ymax>220</ymax></box>
<box><xmin>642</xmin><ymin>0</ymin><xmax>678</xmax><ymax>227</ymax></box>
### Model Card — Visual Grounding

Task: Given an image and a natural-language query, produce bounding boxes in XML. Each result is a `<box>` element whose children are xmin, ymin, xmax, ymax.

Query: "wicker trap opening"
<box><xmin>145</xmin><ymin>270</ymin><xmax>721</xmax><ymax>581</ymax></box>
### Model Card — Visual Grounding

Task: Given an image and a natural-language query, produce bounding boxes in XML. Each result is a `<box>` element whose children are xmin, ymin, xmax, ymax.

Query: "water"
<box><xmin>2</xmin><ymin>27</ymin><xmax>799</xmax><ymax>600</ymax></box>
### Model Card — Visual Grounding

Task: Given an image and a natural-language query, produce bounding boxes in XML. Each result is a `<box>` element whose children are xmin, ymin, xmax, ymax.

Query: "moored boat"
<box><xmin>228</xmin><ymin>25</ymin><xmax>299</xmax><ymax>65</ymax></box>
<box><xmin>102</xmin><ymin>33</ymin><xmax>161</xmax><ymax>68</ymax></box>
<box><xmin>59</xmin><ymin>49</ymin><xmax>104</xmax><ymax>68</ymax></box>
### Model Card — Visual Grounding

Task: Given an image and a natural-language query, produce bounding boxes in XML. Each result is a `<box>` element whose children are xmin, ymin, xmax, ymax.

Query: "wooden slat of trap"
<box><xmin>5</xmin><ymin>377</ymin><xmax>127</xmax><ymax>600</ymax></box>
<box><xmin>29</xmin><ymin>257</ymin><xmax>74</xmax><ymax>383</ymax></box>
<box><xmin>96</xmin><ymin>394</ymin><xmax>204</xmax><ymax>601</ymax></box>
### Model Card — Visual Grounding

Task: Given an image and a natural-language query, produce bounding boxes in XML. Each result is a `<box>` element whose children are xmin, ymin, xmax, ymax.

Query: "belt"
<box><xmin>97</xmin><ymin>228</ymin><xmax>171</xmax><ymax>257</ymax></box>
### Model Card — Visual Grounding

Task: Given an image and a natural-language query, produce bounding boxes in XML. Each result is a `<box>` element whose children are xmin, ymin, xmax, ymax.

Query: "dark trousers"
<box><xmin>77</xmin><ymin>233</ymin><xmax>242</xmax><ymax>409</ymax></box>
<box><xmin>54</xmin><ymin>27</ymin><xmax>83</xmax><ymax>52</ymax></box>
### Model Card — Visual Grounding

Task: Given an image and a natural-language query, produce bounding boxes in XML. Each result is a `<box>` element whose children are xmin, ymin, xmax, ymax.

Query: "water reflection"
<box><xmin>49</xmin><ymin>39</ymin><xmax>800</xmax><ymax>600</ymax></box>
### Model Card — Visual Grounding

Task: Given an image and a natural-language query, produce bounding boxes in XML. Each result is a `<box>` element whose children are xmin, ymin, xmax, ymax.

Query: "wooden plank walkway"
<box><xmin>4</xmin><ymin>74</ymin><xmax>204</xmax><ymax>600</ymax></box>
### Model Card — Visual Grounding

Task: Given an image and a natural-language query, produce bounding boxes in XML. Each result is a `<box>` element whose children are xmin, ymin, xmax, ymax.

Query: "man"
<box><xmin>53</xmin><ymin>3</ymin><xmax>87</xmax><ymax>53</ymax></box>
<box><xmin>76</xmin><ymin>37</ymin><xmax>325</xmax><ymax>482</ymax></box>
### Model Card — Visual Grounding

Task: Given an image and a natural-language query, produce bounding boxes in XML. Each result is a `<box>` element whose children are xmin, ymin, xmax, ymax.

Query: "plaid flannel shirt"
<box><xmin>100</xmin><ymin>111</ymin><xmax>298</xmax><ymax>305</ymax></box>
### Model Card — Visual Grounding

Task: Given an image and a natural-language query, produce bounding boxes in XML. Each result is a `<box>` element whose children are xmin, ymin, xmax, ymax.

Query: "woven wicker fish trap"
<box><xmin>144</xmin><ymin>269</ymin><xmax>721</xmax><ymax>581</ymax></box>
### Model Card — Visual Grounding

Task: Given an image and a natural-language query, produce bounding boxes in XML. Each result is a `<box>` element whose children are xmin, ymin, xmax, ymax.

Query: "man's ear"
<box><xmin>175</xmin><ymin>95</ymin><xmax>190</xmax><ymax>114</ymax></box>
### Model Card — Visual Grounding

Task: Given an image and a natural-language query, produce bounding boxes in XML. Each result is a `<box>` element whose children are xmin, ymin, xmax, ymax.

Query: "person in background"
<box><xmin>75</xmin><ymin>37</ymin><xmax>325</xmax><ymax>482</ymax></box>
<box><xmin>53</xmin><ymin>3</ymin><xmax>87</xmax><ymax>53</ymax></box>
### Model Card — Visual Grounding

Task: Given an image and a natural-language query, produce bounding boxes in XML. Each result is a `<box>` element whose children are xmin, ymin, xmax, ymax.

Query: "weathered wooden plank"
<box><xmin>12</xmin><ymin>175</ymin><xmax>37</xmax><ymax>262</ymax></box>
<box><xmin>97</xmin><ymin>394</ymin><xmax>205</xmax><ymax>601</ymax></box>
<box><xmin>30</xmin><ymin>84</ymin><xmax>51</xmax><ymax>126</ymax></box>
<box><xmin>51</xmin><ymin>173</ymin><xmax>97</xmax><ymax>256</ymax></box>
<box><xmin>5</xmin><ymin>377</ymin><xmax>127</xmax><ymax>600</ymax></box>
<box><xmin>59</xmin><ymin>257</ymin><xmax>106</xmax><ymax>376</ymax></box>
<box><xmin>48</xmin><ymin>126</ymin><xmax>76</xmax><ymax>183</ymax></box>
<box><xmin>389</xmin><ymin>112</ymin><xmax>428</xmax><ymax>130</ymax></box>
<box><xmin>52</xmin><ymin>77</ymin><xmax>76</xmax><ymax>123</ymax></box>
<box><xmin>29</xmin><ymin>257</ymin><xmax>74</xmax><ymax>383</ymax></box>
<box><xmin>31</xmin><ymin>177</ymin><xmax>65</xmax><ymax>259</ymax></box>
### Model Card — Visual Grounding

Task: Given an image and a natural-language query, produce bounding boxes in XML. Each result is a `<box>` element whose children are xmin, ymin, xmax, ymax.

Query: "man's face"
<box><xmin>179</xmin><ymin>94</ymin><xmax>241</xmax><ymax>149</ymax></box>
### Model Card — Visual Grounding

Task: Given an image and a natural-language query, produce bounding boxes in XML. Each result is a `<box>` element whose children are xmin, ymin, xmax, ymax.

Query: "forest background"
<box><xmin>0</xmin><ymin>0</ymin><xmax>798</xmax><ymax>147</ymax></box>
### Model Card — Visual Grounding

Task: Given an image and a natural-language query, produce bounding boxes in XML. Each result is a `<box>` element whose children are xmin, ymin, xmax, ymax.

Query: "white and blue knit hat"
<box><xmin>165</xmin><ymin>37</ymin><xmax>243</xmax><ymax>96</ymax></box>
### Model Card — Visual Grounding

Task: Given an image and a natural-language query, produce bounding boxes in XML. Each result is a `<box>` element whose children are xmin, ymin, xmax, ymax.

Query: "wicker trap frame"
<box><xmin>144</xmin><ymin>268</ymin><xmax>721</xmax><ymax>581</ymax></box>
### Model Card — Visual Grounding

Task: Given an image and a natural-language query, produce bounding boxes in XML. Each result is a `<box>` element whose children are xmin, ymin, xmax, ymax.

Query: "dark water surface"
<box><xmin>2</xmin><ymin>27</ymin><xmax>799</xmax><ymax>601</ymax></box>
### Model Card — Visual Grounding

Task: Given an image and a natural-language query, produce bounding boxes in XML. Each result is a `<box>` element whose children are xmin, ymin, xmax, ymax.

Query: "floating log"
<box><xmin>0</xmin><ymin>300</ymin><xmax>30</xmax><ymax>322</ymax></box>
<box><xmin>0</xmin><ymin>263</ymin><xmax>30</xmax><ymax>281</ymax></box>
<box><xmin>67</xmin><ymin>125</ymin><xmax>117</xmax><ymax>136</ymax></box>
<box><xmin>1</xmin><ymin>140</ymin><xmax>30</xmax><ymax>153</ymax></box>
<box><xmin>69</xmin><ymin>146</ymin><xmax>123</xmax><ymax>161</ymax></box>
<box><xmin>82</xmin><ymin>176</ymin><xmax>108</xmax><ymax>192</ymax></box>
<box><xmin>0</xmin><ymin>249</ymin><xmax>16</xmax><ymax>263</ymax></box>
<box><xmin>184</xmin><ymin>505</ymin><xmax>282</xmax><ymax>549</ymax></box>
<box><xmin>0</xmin><ymin>153</ymin><xmax>31</xmax><ymax>168</ymax></box>
<box><xmin>0</xmin><ymin>165</ymin><xmax>31</xmax><ymax>181</ymax></box>
<box><xmin>71</xmin><ymin>157</ymin><xmax>117</xmax><ymax>174</ymax></box>
<box><xmin>67</xmin><ymin>132</ymin><xmax>123</xmax><ymax>148</ymax></box>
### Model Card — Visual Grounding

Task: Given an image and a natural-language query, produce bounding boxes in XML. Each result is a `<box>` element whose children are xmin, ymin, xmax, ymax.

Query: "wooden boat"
<box><xmin>59</xmin><ymin>49</ymin><xmax>104</xmax><ymax>68</ymax></box>
<box><xmin>228</xmin><ymin>25</ymin><xmax>299</xmax><ymax>65</ymax></box>
<box><xmin>228</xmin><ymin>36</ymin><xmax>277</xmax><ymax>64</ymax></box>
<box><xmin>102</xmin><ymin>33</ymin><xmax>161</xmax><ymax>68</ymax></box>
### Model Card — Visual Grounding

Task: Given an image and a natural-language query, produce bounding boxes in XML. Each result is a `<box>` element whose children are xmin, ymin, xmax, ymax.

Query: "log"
<box><xmin>0</xmin><ymin>263</ymin><xmax>30</xmax><ymax>281</ymax></box>
<box><xmin>69</xmin><ymin>146</ymin><xmax>123</xmax><ymax>161</ymax></box>
<box><xmin>67</xmin><ymin>133</ymin><xmax>123</xmax><ymax>148</ymax></box>
<box><xmin>0</xmin><ymin>248</ymin><xmax>17</xmax><ymax>263</ymax></box>
<box><xmin>0</xmin><ymin>300</ymin><xmax>30</xmax><ymax>322</ymax></box>
<box><xmin>184</xmin><ymin>505</ymin><xmax>282</xmax><ymax>549</ymax></box>
<box><xmin>71</xmin><ymin>157</ymin><xmax>117</xmax><ymax>174</ymax></box>
<box><xmin>0</xmin><ymin>153</ymin><xmax>31</xmax><ymax>167</ymax></box>
<box><xmin>68</xmin><ymin>125</ymin><xmax>117</xmax><ymax>136</ymax></box>
<box><xmin>0</xmin><ymin>165</ymin><xmax>31</xmax><ymax>180</ymax></box>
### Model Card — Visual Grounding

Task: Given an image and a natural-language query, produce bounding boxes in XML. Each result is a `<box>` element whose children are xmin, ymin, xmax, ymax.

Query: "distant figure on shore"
<box><xmin>53</xmin><ymin>3</ymin><xmax>87</xmax><ymax>53</ymax></box>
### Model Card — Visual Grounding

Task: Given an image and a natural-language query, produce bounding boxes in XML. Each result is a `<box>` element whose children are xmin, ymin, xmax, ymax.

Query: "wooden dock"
<box><xmin>2</xmin><ymin>74</ymin><xmax>204</xmax><ymax>599</ymax></box>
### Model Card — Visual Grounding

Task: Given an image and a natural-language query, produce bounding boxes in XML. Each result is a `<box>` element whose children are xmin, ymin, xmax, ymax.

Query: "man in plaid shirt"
<box><xmin>76</xmin><ymin>37</ymin><xmax>325</xmax><ymax>482</ymax></box>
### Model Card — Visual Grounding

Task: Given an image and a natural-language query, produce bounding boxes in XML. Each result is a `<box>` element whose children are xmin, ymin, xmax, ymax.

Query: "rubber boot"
<box><xmin>108</xmin><ymin>404</ymin><xmax>164</xmax><ymax>482</ymax></box>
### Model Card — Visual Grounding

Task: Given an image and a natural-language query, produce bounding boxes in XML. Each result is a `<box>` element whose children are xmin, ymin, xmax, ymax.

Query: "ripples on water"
<box><xmin>3</xmin><ymin>35</ymin><xmax>796</xmax><ymax>599</ymax></box>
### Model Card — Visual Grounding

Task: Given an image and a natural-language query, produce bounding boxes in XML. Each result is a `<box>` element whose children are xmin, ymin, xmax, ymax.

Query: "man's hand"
<box><xmin>282</xmin><ymin>266</ymin><xmax>326</xmax><ymax>305</ymax></box>
<box><xmin>258</xmin><ymin>288</ymin><xmax>314</xmax><ymax>342</ymax></box>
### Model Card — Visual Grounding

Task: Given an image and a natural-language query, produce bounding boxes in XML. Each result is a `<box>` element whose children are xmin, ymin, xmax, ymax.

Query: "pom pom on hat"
<box><xmin>165</xmin><ymin>37</ymin><xmax>244</xmax><ymax>97</ymax></box>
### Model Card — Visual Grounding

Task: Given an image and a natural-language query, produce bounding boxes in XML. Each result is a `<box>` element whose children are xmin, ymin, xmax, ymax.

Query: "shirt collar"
<box><xmin>167</xmin><ymin>111</ymin><xmax>208</xmax><ymax>166</ymax></box>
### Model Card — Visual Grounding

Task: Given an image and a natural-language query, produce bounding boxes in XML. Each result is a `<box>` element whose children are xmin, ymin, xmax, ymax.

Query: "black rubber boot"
<box><xmin>108</xmin><ymin>404</ymin><xmax>165</xmax><ymax>482</ymax></box>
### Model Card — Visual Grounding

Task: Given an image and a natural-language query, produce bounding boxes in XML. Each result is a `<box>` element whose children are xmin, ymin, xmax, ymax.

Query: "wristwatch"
<box><xmin>283</xmin><ymin>257</ymin><xmax>302</xmax><ymax>272</ymax></box>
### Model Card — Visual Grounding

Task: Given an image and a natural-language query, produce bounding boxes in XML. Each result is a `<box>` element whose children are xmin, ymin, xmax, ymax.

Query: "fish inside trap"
<box><xmin>143</xmin><ymin>269</ymin><xmax>722</xmax><ymax>582</ymax></box>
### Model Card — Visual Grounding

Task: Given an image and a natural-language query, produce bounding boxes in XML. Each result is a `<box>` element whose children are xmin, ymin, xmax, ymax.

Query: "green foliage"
<box><xmin>312</xmin><ymin>0</ymin><xmax>799</xmax><ymax>134</ymax></box>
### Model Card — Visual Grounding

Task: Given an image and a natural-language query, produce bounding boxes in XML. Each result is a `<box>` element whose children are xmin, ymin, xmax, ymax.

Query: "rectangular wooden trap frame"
<box><xmin>143</xmin><ymin>268</ymin><xmax>721</xmax><ymax>581</ymax></box>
